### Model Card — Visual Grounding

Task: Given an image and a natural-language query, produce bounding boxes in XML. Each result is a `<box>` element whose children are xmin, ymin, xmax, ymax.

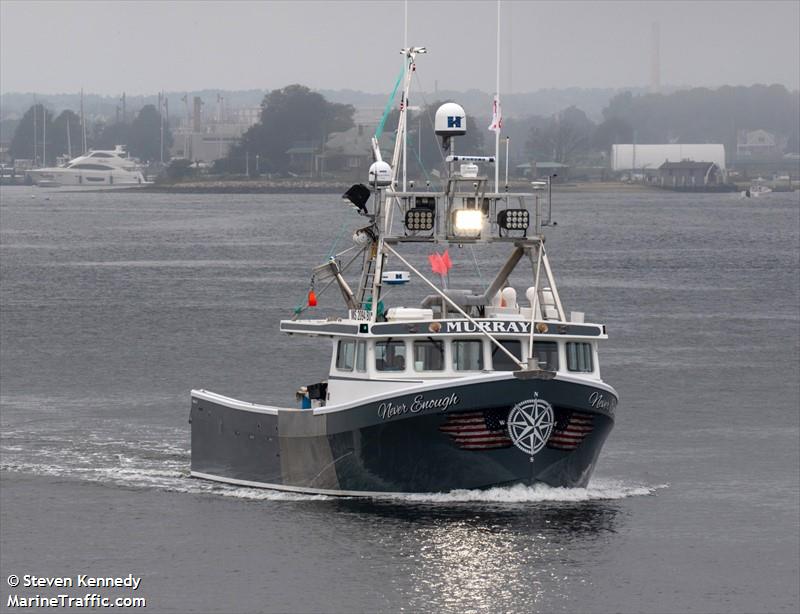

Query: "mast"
<box><xmin>66</xmin><ymin>114</ymin><xmax>72</xmax><ymax>158</ymax></box>
<box><xmin>494</xmin><ymin>0</ymin><xmax>501</xmax><ymax>192</ymax></box>
<box><xmin>80</xmin><ymin>88</ymin><xmax>87</xmax><ymax>154</ymax></box>
<box><xmin>182</xmin><ymin>94</ymin><xmax>190</xmax><ymax>160</ymax></box>
<box><xmin>363</xmin><ymin>45</ymin><xmax>424</xmax><ymax>321</ymax></box>
<box><xmin>33</xmin><ymin>97</ymin><xmax>37</xmax><ymax>165</ymax></box>
<box><xmin>402</xmin><ymin>0</ymin><xmax>409</xmax><ymax>192</ymax></box>
<box><xmin>42</xmin><ymin>104</ymin><xmax>46</xmax><ymax>166</ymax></box>
<box><xmin>159</xmin><ymin>91</ymin><xmax>165</xmax><ymax>164</ymax></box>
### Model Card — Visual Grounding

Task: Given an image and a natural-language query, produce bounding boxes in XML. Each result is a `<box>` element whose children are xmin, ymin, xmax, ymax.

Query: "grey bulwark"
<box><xmin>280</xmin><ymin>321</ymin><xmax>361</xmax><ymax>336</ymax></box>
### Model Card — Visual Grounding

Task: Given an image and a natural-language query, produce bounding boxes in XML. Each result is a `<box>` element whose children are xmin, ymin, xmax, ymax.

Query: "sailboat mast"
<box><xmin>494</xmin><ymin>0</ymin><xmax>501</xmax><ymax>192</ymax></box>
<box><xmin>402</xmin><ymin>0</ymin><xmax>408</xmax><ymax>192</ymax></box>
<box><xmin>81</xmin><ymin>88</ymin><xmax>87</xmax><ymax>154</ymax></box>
<box><xmin>33</xmin><ymin>97</ymin><xmax>37</xmax><ymax>165</ymax></box>
<box><xmin>42</xmin><ymin>104</ymin><xmax>46</xmax><ymax>166</ymax></box>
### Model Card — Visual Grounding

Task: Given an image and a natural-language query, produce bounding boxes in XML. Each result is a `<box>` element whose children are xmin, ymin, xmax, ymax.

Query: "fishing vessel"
<box><xmin>26</xmin><ymin>146</ymin><xmax>146</xmax><ymax>187</ymax></box>
<box><xmin>190</xmin><ymin>47</ymin><xmax>618</xmax><ymax>495</ymax></box>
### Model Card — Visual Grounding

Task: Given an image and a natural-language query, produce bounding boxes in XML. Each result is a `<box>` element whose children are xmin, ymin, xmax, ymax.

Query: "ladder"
<box><xmin>357</xmin><ymin>245</ymin><xmax>383</xmax><ymax>308</ymax></box>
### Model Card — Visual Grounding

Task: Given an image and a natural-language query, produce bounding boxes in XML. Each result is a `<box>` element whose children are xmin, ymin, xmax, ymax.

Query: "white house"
<box><xmin>611</xmin><ymin>144</ymin><xmax>726</xmax><ymax>172</ymax></box>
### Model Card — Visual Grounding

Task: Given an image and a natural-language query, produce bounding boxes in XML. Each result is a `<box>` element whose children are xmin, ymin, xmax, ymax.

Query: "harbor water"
<box><xmin>1</xmin><ymin>186</ymin><xmax>798</xmax><ymax>613</ymax></box>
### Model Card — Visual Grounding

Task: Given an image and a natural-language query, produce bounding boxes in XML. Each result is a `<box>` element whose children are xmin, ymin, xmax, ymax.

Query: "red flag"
<box><xmin>441</xmin><ymin>250</ymin><xmax>453</xmax><ymax>272</ymax></box>
<box><xmin>428</xmin><ymin>253</ymin><xmax>447</xmax><ymax>276</ymax></box>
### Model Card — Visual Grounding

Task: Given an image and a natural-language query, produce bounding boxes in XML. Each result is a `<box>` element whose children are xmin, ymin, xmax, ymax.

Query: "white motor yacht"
<box><xmin>26</xmin><ymin>146</ymin><xmax>146</xmax><ymax>187</ymax></box>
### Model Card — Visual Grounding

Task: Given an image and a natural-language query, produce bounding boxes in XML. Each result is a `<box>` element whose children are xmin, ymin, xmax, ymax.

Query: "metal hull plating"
<box><xmin>190</xmin><ymin>375</ymin><xmax>616</xmax><ymax>495</ymax></box>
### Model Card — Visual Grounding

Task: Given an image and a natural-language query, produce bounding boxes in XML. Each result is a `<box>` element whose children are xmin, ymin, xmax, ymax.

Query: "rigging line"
<box><xmin>326</xmin><ymin>217</ymin><xmax>350</xmax><ymax>259</ymax></box>
<box><xmin>468</xmin><ymin>245</ymin><xmax>484</xmax><ymax>285</ymax></box>
<box><xmin>292</xmin><ymin>244</ymin><xmax>367</xmax><ymax>318</ymax></box>
<box><xmin>375</xmin><ymin>63</ymin><xmax>405</xmax><ymax>141</ymax></box>
<box><xmin>406</xmin><ymin>131</ymin><xmax>440</xmax><ymax>189</ymax></box>
<box><xmin>293</xmin><ymin>215</ymin><xmax>359</xmax><ymax>316</ymax></box>
<box><xmin>412</xmin><ymin>71</ymin><xmax>449</xmax><ymax>168</ymax></box>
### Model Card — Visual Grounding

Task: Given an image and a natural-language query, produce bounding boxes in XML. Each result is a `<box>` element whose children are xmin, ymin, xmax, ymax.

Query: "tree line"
<box><xmin>9</xmin><ymin>104</ymin><xmax>173</xmax><ymax>164</ymax></box>
<box><xmin>519</xmin><ymin>83</ymin><xmax>799</xmax><ymax>165</ymax></box>
<box><xmin>11</xmin><ymin>83</ymin><xmax>796</xmax><ymax>172</ymax></box>
<box><xmin>218</xmin><ymin>82</ymin><xmax>798</xmax><ymax>178</ymax></box>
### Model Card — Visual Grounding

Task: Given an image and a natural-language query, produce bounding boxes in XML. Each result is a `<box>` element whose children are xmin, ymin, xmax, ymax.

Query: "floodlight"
<box><xmin>497</xmin><ymin>208</ymin><xmax>529</xmax><ymax>231</ymax></box>
<box><xmin>342</xmin><ymin>184</ymin><xmax>371</xmax><ymax>215</ymax></box>
<box><xmin>453</xmin><ymin>209</ymin><xmax>483</xmax><ymax>237</ymax></box>
<box><xmin>405</xmin><ymin>208</ymin><xmax>434</xmax><ymax>231</ymax></box>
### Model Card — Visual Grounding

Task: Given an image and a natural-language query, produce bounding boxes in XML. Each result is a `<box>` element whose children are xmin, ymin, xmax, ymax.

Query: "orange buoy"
<box><xmin>308</xmin><ymin>290</ymin><xmax>317</xmax><ymax>307</ymax></box>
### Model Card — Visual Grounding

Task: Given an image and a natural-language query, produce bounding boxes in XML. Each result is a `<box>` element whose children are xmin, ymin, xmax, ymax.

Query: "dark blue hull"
<box><xmin>190</xmin><ymin>375</ymin><xmax>617</xmax><ymax>495</ymax></box>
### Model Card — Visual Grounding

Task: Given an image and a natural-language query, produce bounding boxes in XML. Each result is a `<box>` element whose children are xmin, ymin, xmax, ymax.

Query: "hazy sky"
<box><xmin>1</xmin><ymin>0</ymin><xmax>798</xmax><ymax>96</ymax></box>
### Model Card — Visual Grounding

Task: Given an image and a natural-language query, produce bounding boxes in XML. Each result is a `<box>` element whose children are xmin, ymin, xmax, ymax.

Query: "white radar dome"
<box><xmin>368</xmin><ymin>161</ymin><xmax>392</xmax><ymax>186</ymax></box>
<box><xmin>435</xmin><ymin>102</ymin><xmax>467</xmax><ymax>137</ymax></box>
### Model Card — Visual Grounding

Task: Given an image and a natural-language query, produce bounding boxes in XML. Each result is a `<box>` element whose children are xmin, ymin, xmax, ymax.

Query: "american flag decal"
<box><xmin>547</xmin><ymin>411</ymin><xmax>594</xmax><ymax>450</ymax></box>
<box><xmin>439</xmin><ymin>409</ymin><xmax>512</xmax><ymax>450</ymax></box>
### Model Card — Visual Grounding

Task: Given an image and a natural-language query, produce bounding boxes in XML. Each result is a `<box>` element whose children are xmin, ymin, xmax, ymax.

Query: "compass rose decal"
<box><xmin>507</xmin><ymin>393</ymin><xmax>555</xmax><ymax>456</ymax></box>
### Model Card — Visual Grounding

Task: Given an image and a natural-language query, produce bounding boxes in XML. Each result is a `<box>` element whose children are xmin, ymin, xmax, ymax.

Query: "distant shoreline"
<box><xmin>138</xmin><ymin>180</ymin><xmax>653</xmax><ymax>195</ymax></box>
<box><xmin>4</xmin><ymin>179</ymin><xmax>794</xmax><ymax>194</ymax></box>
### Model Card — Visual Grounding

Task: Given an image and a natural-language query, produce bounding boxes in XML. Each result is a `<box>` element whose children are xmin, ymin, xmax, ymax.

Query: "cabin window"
<box><xmin>355</xmin><ymin>341</ymin><xmax>366</xmax><ymax>372</ymax></box>
<box><xmin>566</xmin><ymin>342</ymin><xmax>593</xmax><ymax>372</ymax></box>
<box><xmin>532</xmin><ymin>341</ymin><xmax>559</xmax><ymax>371</ymax></box>
<box><xmin>452</xmin><ymin>339</ymin><xmax>484</xmax><ymax>371</ymax></box>
<box><xmin>375</xmin><ymin>340</ymin><xmax>406</xmax><ymax>371</ymax></box>
<box><xmin>491</xmin><ymin>340</ymin><xmax>521</xmax><ymax>371</ymax></box>
<box><xmin>70</xmin><ymin>163</ymin><xmax>114</xmax><ymax>171</ymax></box>
<box><xmin>335</xmin><ymin>339</ymin><xmax>355</xmax><ymax>371</ymax></box>
<box><xmin>413</xmin><ymin>339</ymin><xmax>444</xmax><ymax>371</ymax></box>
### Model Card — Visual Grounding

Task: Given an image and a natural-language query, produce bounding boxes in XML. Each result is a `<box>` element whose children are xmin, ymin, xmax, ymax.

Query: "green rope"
<box><xmin>327</xmin><ymin>218</ymin><xmax>350</xmax><ymax>259</ymax></box>
<box><xmin>375</xmin><ymin>63</ymin><xmax>405</xmax><ymax>141</ymax></box>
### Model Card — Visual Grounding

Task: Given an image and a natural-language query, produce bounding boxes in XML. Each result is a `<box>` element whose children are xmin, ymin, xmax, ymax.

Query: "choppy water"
<box><xmin>1</xmin><ymin>185</ymin><xmax>798</xmax><ymax>613</ymax></box>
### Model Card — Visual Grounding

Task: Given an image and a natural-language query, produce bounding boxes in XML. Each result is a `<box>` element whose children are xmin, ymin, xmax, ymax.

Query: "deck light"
<box><xmin>342</xmin><ymin>184</ymin><xmax>371</xmax><ymax>215</ymax></box>
<box><xmin>498</xmin><ymin>208</ymin><xmax>529</xmax><ymax>231</ymax></box>
<box><xmin>453</xmin><ymin>209</ymin><xmax>484</xmax><ymax>237</ymax></box>
<box><xmin>405</xmin><ymin>208</ymin><xmax>434</xmax><ymax>231</ymax></box>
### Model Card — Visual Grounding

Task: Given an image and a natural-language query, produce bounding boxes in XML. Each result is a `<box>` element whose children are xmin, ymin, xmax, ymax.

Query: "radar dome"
<box><xmin>435</xmin><ymin>102</ymin><xmax>467</xmax><ymax>137</ymax></box>
<box><xmin>368</xmin><ymin>161</ymin><xmax>392</xmax><ymax>186</ymax></box>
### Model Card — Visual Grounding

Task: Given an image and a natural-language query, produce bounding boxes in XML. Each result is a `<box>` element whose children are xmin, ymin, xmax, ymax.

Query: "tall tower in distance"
<box><xmin>651</xmin><ymin>21</ymin><xmax>661</xmax><ymax>94</ymax></box>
